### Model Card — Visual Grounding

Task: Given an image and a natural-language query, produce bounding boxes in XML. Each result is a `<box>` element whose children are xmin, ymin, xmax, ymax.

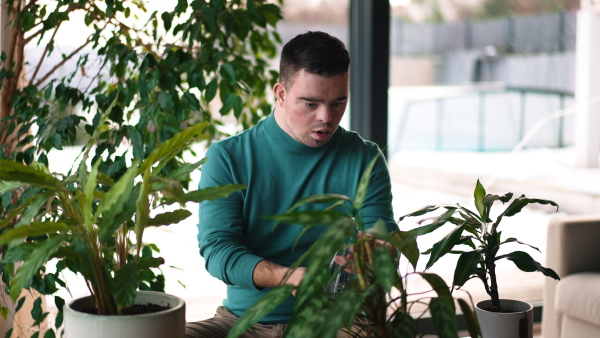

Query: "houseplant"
<box><xmin>0</xmin><ymin>110</ymin><xmax>244</xmax><ymax>336</ymax></box>
<box><xmin>227</xmin><ymin>157</ymin><xmax>481</xmax><ymax>338</ymax></box>
<box><xmin>397</xmin><ymin>179</ymin><xmax>560</xmax><ymax>338</ymax></box>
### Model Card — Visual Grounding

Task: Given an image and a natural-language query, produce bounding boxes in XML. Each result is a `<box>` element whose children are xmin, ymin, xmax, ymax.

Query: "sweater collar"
<box><xmin>266</xmin><ymin>112</ymin><xmax>341</xmax><ymax>154</ymax></box>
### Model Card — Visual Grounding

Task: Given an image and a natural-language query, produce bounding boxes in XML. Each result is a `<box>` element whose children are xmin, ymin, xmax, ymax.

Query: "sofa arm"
<box><xmin>546</xmin><ymin>214</ymin><xmax>600</xmax><ymax>276</ymax></box>
<box><xmin>542</xmin><ymin>214</ymin><xmax>600</xmax><ymax>338</ymax></box>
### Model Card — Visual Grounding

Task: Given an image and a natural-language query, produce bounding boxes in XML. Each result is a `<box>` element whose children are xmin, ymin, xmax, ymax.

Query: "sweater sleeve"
<box><xmin>358</xmin><ymin>147</ymin><xmax>399</xmax><ymax>232</ymax></box>
<box><xmin>197</xmin><ymin>144</ymin><xmax>264</xmax><ymax>289</ymax></box>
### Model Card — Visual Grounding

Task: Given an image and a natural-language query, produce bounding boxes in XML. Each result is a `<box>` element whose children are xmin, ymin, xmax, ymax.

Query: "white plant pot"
<box><xmin>475</xmin><ymin>299</ymin><xmax>533</xmax><ymax>338</ymax></box>
<box><xmin>64</xmin><ymin>291</ymin><xmax>186</xmax><ymax>338</ymax></box>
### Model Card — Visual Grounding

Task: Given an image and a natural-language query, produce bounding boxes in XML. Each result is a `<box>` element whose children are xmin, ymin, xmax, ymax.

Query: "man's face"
<box><xmin>273</xmin><ymin>69</ymin><xmax>349</xmax><ymax>147</ymax></box>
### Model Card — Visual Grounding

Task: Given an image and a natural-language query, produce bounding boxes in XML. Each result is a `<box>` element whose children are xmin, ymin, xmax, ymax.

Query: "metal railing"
<box><xmin>394</xmin><ymin>87</ymin><xmax>574</xmax><ymax>152</ymax></box>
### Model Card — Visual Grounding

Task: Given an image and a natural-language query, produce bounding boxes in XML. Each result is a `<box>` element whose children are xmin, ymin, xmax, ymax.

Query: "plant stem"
<box><xmin>487</xmin><ymin>256</ymin><xmax>500</xmax><ymax>309</ymax></box>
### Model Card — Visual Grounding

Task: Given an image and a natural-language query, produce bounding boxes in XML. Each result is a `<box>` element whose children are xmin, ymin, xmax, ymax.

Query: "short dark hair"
<box><xmin>279</xmin><ymin>31</ymin><xmax>350</xmax><ymax>87</ymax></box>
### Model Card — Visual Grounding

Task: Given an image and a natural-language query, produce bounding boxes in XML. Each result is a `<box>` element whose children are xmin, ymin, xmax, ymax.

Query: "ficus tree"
<box><xmin>0</xmin><ymin>0</ymin><xmax>282</xmax><ymax>335</ymax></box>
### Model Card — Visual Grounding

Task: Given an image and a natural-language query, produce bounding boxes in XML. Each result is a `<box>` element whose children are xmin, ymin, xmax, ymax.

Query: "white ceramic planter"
<box><xmin>64</xmin><ymin>291</ymin><xmax>186</xmax><ymax>338</ymax></box>
<box><xmin>475</xmin><ymin>299</ymin><xmax>533</xmax><ymax>338</ymax></box>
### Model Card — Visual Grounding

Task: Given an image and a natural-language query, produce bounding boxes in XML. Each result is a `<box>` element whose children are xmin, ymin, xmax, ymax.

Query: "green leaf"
<box><xmin>457</xmin><ymin>298</ymin><xmax>481</xmax><ymax>338</ymax></box>
<box><xmin>502</xmin><ymin>237</ymin><xmax>540</xmax><ymax>252</ymax></box>
<box><xmin>135</xmin><ymin>166</ymin><xmax>152</xmax><ymax>257</ymax></box>
<box><xmin>353</xmin><ymin>154</ymin><xmax>380</xmax><ymax>211</ymax></box>
<box><xmin>474</xmin><ymin>179</ymin><xmax>486</xmax><ymax>218</ymax></box>
<box><xmin>430</xmin><ymin>297</ymin><xmax>459</xmax><ymax>338</ymax></box>
<box><xmin>390</xmin><ymin>231</ymin><xmax>419</xmax><ymax>270</ymax></box>
<box><xmin>10</xmin><ymin>235</ymin><xmax>69</xmax><ymax>302</ymax></box>
<box><xmin>501</xmin><ymin>196</ymin><xmax>559</xmax><ymax>218</ymax></box>
<box><xmin>173</xmin><ymin>184</ymin><xmax>245</xmax><ymax>204</ymax></box>
<box><xmin>267</xmin><ymin>210</ymin><xmax>349</xmax><ymax>226</ymax></box>
<box><xmin>503</xmin><ymin>251</ymin><xmax>560</xmax><ymax>280</ymax></box>
<box><xmin>0</xmin><ymin>307</ymin><xmax>8</xmax><ymax>320</ymax></box>
<box><xmin>95</xmin><ymin>164</ymin><xmax>138</xmax><ymax>242</ymax></box>
<box><xmin>182</xmin><ymin>91</ymin><xmax>200</xmax><ymax>111</ymax></box>
<box><xmin>453</xmin><ymin>250</ymin><xmax>482</xmax><ymax>288</ymax></box>
<box><xmin>139</xmin><ymin>257</ymin><xmax>164</xmax><ymax>270</ymax></box>
<box><xmin>0</xmin><ymin>221</ymin><xmax>71</xmax><ymax>246</ymax></box>
<box><xmin>418</xmin><ymin>272</ymin><xmax>452</xmax><ymax>301</ymax></box>
<box><xmin>0</xmin><ymin>180</ymin><xmax>24</xmax><ymax>194</ymax></box>
<box><xmin>113</xmin><ymin>261</ymin><xmax>140</xmax><ymax>308</ymax></box>
<box><xmin>220</xmin><ymin>63</ymin><xmax>237</xmax><ymax>84</ymax></box>
<box><xmin>146</xmin><ymin>210</ymin><xmax>192</xmax><ymax>227</ymax></box>
<box><xmin>425</xmin><ymin>223</ymin><xmax>465</xmax><ymax>270</ymax></box>
<box><xmin>31</xmin><ymin>297</ymin><xmax>48</xmax><ymax>326</ymax></box>
<box><xmin>0</xmin><ymin>160</ymin><xmax>62</xmax><ymax>190</ymax></box>
<box><xmin>372</xmin><ymin>246</ymin><xmax>397</xmax><ymax>292</ymax></box>
<box><xmin>227</xmin><ymin>285</ymin><xmax>294</xmax><ymax>338</ymax></box>
<box><xmin>205</xmin><ymin>78</ymin><xmax>218</xmax><ymax>103</ymax></box>
<box><xmin>139</xmin><ymin>122</ymin><xmax>210</xmax><ymax>174</ymax></box>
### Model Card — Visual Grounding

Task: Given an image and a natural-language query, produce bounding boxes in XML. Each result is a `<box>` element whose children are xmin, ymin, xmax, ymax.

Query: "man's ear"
<box><xmin>273</xmin><ymin>82</ymin><xmax>286</xmax><ymax>107</ymax></box>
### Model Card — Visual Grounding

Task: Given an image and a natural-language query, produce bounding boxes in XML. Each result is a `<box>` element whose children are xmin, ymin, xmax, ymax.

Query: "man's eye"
<box><xmin>305</xmin><ymin>103</ymin><xmax>317</xmax><ymax>108</ymax></box>
<box><xmin>332</xmin><ymin>102</ymin><xmax>344</xmax><ymax>108</ymax></box>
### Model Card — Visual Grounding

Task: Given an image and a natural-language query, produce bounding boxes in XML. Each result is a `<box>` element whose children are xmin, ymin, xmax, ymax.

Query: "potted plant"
<box><xmin>0</xmin><ymin>110</ymin><xmax>244</xmax><ymax>337</ymax></box>
<box><xmin>226</xmin><ymin>157</ymin><xmax>481</xmax><ymax>338</ymax></box>
<box><xmin>397</xmin><ymin>179</ymin><xmax>560</xmax><ymax>338</ymax></box>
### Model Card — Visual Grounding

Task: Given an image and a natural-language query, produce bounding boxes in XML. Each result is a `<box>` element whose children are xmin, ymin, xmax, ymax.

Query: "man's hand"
<box><xmin>253</xmin><ymin>260</ymin><xmax>306</xmax><ymax>296</ymax></box>
<box><xmin>333</xmin><ymin>231</ymin><xmax>396</xmax><ymax>273</ymax></box>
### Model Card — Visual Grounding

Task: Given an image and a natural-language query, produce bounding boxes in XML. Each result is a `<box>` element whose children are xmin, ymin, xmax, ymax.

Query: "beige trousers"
<box><xmin>185</xmin><ymin>306</ymin><xmax>372</xmax><ymax>338</ymax></box>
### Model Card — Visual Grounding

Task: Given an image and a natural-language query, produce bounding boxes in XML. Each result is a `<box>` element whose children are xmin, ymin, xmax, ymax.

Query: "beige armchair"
<box><xmin>542</xmin><ymin>214</ymin><xmax>600</xmax><ymax>338</ymax></box>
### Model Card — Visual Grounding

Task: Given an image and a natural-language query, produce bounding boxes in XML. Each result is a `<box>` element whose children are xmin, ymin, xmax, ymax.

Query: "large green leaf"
<box><xmin>171</xmin><ymin>184</ymin><xmax>246</xmax><ymax>205</ymax></box>
<box><xmin>266</xmin><ymin>210</ymin><xmax>349</xmax><ymax>227</ymax></box>
<box><xmin>353</xmin><ymin>154</ymin><xmax>381</xmax><ymax>210</ymax></box>
<box><xmin>453</xmin><ymin>250</ymin><xmax>482</xmax><ymax>288</ymax></box>
<box><xmin>0</xmin><ymin>221</ymin><xmax>71</xmax><ymax>246</ymax></box>
<box><xmin>227</xmin><ymin>285</ymin><xmax>294</xmax><ymax>338</ymax></box>
<box><xmin>94</xmin><ymin>163</ymin><xmax>138</xmax><ymax>223</ymax></box>
<box><xmin>96</xmin><ymin>164</ymin><xmax>139</xmax><ymax>242</ymax></box>
<box><xmin>112</xmin><ymin>261</ymin><xmax>140</xmax><ymax>308</ymax></box>
<box><xmin>425</xmin><ymin>223</ymin><xmax>465</xmax><ymax>270</ymax></box>
<box><xmin>457</xmin><ymin>298</ymin><xmax>481</xmax><ymax>338</ymax></box>
<box><xmin>286</xmin><ymin>193</ymin><xmax>350</xmax><ymax>212</ymax></box>
<box><xmin>372</xmin><ymin>246</ymin><xmax>397</xmax><ymax>292</ymax></box>
<box><xmin>430</xmin><ymin>297</ymin><xmax>459</xmax><ymax>338</ymax></box>
<box><xmin>0</xmin><ymin>160</ymin><xmax>62</xmax><ymax>190</ymax></box>
<box><xmin>138</xmin><ymin>122</ymin><xmax>210</xmax><ymax>174</ymax></box>
<box><xmin>502</xmin><ymin>251</ymin><xmax>560</xmax><ymax>280</ymax></box>
<box><xmin>146</xmin><ymin>210</ymin><xmax>192</xmax><ymax>227</ymax></box>
<box><xmin>501</xmin><ymin>195</ymin><xmax>559</xmax><ymax>218</ymax></box>
<box><xmin>418</xmin><ymin>272</ymin><xmax>453</xmax><ymax>301</ymax></box>
<box><xmin>390</xmin><ymin>231</ymin><xmax>419</xmax><ymax>270</ymax></box>
<box><xmin>473</xmin><ymin>179</ymin><xmax>486</xmax><ymax>218</ymax></box>
<box><xmin>10</xmin><ymin>235</ymin><xmax>69</xmax><ymax>302</ymax></box>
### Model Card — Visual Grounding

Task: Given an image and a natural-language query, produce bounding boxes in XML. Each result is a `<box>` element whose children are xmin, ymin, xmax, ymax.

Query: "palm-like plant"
<box><xmin>398</xmin><ymin>179</ymin><xmax>560</xmax><ymax>311</ymax></box>
<box><xmin>0</xmin><ymin>108</ymin><xmax>244</xmax><ymax>316</ymax></box>
<box><xmin>227</xmin><ymin>157</ymin><xmax>481</xmax><ymax>338</ymax></box>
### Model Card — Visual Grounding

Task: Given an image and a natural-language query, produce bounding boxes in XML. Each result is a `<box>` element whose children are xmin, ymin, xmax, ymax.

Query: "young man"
<box><xmin>186</xmin><ymin>31</ymin><xmax>397</xmax><ymax>338</ymax></box>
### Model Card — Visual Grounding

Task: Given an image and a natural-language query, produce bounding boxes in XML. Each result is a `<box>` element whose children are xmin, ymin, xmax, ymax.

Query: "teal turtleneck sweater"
<box><xmin>197</xmin><ymin>113</ymin><xmax>397</xmax><ymax>323</ymax></box>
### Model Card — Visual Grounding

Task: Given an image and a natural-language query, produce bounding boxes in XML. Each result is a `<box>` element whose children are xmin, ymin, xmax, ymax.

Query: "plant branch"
<box><xmin>27</xmin><ymin>19</ymin><xmax>61</xmax><ymax>87</ymax></box>
<box><xmin>33</xmin><ymin>35</ymin><xmax>93</xmax><ymax>87</ymax></box>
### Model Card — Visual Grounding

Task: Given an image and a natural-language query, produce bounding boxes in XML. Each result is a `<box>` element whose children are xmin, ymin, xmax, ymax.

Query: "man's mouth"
<box><xmin>313</xmin><ymin>129</ymin><xmax>330</xmax><ymax>140</ymax></box>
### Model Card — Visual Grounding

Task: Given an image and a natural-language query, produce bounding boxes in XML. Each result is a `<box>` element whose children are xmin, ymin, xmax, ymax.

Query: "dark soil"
<box><xmin>482</xmin><ymin>306</ymin><xmax>521</xmax><ymax>313</ymax></box>
<box><xmin>82</xmin><ymin>303</ymin><xmax>171</xmax><ymax>315</ymax></box>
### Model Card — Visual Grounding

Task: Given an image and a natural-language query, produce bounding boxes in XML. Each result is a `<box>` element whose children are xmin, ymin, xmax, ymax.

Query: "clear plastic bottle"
<box><xmin>324</xmin><ymin>225</ymin><xmax>358</xmax><ymax>295</ymax></box>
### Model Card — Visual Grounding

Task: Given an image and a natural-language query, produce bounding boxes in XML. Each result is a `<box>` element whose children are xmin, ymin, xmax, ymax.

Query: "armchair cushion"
<box><xmin>555</xmin><ymin>273</ymin><xmax>600</xmax><ymax>327</ymax></box>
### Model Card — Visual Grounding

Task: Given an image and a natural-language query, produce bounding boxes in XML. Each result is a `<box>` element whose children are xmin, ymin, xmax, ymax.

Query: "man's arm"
<box><xmin>253</xmin><ymin>260</ymin><xmax>306</xmax><ymax>291</ymax></box>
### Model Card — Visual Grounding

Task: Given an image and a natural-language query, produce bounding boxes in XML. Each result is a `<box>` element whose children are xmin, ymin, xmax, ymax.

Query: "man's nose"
<box><xmin>316</xmin><ymin>107</ymin><xmax>333</xmax><ymax>122</ymax></box>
